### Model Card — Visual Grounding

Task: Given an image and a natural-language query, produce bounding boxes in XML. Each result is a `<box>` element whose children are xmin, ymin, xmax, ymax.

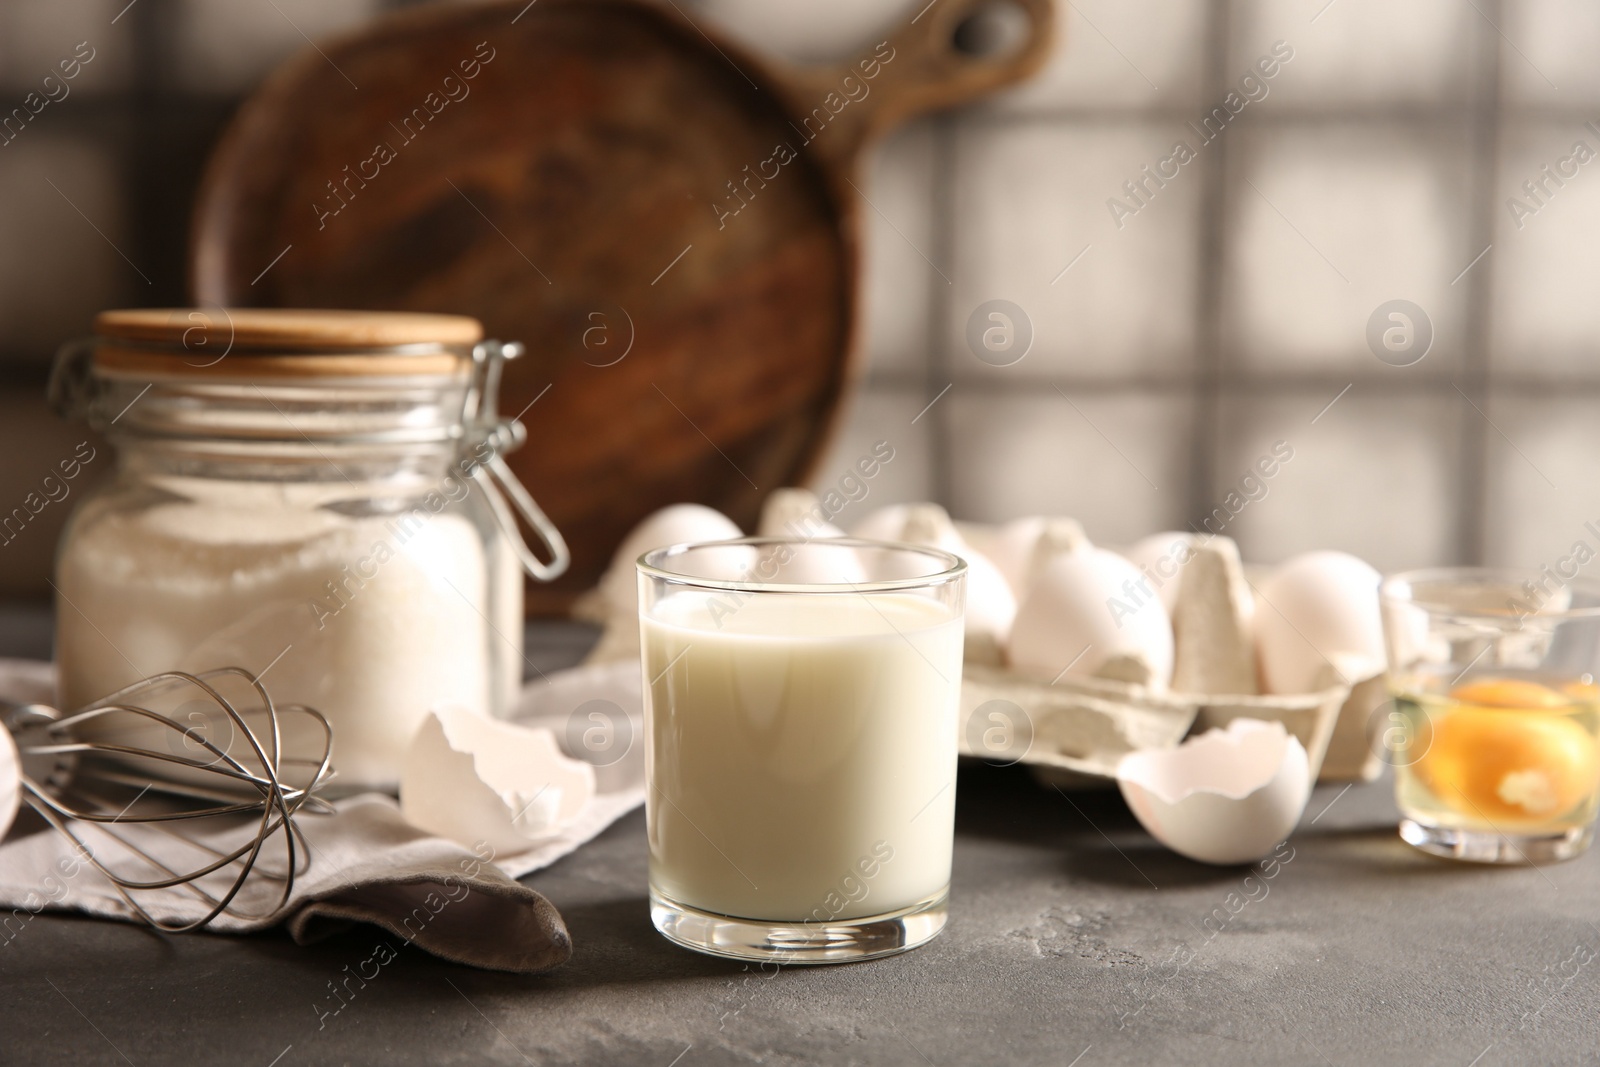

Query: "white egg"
<box><xmin>954</xmin><ymin>520</ymin><xmax>1002</xmax><ymax>563</ymax></box>
<box><xmin>1009</xmin><ymin>548</ymin><xmax>1174</xmax><ymax>687</ymax></box>
<box><xmin>957</xmin><ymin>551</ymin><xmax>1018</xmax><ymax>663</ymax></box>
<box><xmin>1117</xmin><ymin>719</ymin><xmax>1309</xmax><ymax>865</ymax></box>
<box><xmin>751</xmin><ymin>490</ymin><xmax>859</xmax><ymax>582</ymax></box>
<box><xmin>987</xmin><ymin>516</ymin><xmax>1091</xmax><ymax>596</ymax></box>
<box><xmin>851</xmin><ymin>505</ymin><xmax>941</xmax><ymax>581</ymax></box>
<box><xmin>851</xmin><ymin>503</ymin><xmax>1016</xmax><ymax>663</ymax></box>
<box><xmin>600</xmin><ymin>504</ymin><xmax>743</xmax><ymax>614</ymax></box>
<box><xmin>985</xmin><ymin>518</ymin><xmax>1046</xmax><ymax>591</ymax></box>
<box><xmin>757</xmin><ymin>488</ymin><xmax>844</xmax><ymax>539</ymax></box>
<box><xmin>1254</xmin><ymin>550</ymin><xmax>1384</xmax><ymax>695</ymax></box>
<box><xmin>899</xmin><ymin>504</ymin><xmax>965</xmax><ymax>552</ymax></box>
<box><xmin>756</xmin><ymin>540</ymin><xmax>868</xmax><ymax>585</ymax></box>
<box><xmin>851</xmin><ymin>503</ymin><xmax>916</xmax><ymax>544</ymax></box>
<box><xmin>1120</xmin><ymin>531</ymin><xmax>1198</xmax><ymax>614</ymax></box>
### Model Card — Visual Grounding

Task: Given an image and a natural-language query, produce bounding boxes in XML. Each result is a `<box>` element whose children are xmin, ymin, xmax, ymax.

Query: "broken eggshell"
<box><xmin>400</xmin><ymin>708</ymin><xmax>596</xmax><ymax>854</ymax></box>
<box><xmin>1116</xmin><ymin>719</ymin><xmax>1309</xmax><ymax>865</ymax></box>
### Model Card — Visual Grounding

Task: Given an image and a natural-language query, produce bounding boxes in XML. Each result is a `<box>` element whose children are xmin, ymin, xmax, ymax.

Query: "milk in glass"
<box><xmin>642</xmin><ymin>590</ymin><xmax>962</xmax><ymax>922</ymax></box>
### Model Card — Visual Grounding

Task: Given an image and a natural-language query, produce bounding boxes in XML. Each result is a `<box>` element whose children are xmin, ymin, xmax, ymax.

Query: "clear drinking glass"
<box><xmin>1379</xmin><ymin>568</ymin><xmax>1600</xmax><ymax>864</ymax></box>
<box><xmin>639</xmin><ymin>537</ymin><xmax>966</xmax><ymax>963</ymax></box>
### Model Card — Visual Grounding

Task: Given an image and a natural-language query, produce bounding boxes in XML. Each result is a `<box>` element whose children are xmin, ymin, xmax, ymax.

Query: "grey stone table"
<box><xmin>3</xmin><ymin>611</ymin><xmax>1599</xmax><ymax>1066</ymax></box>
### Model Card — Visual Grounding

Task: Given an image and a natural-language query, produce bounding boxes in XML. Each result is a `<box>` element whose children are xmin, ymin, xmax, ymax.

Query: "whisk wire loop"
<box><xmin>6</xmin><ymin>666</ymin><xmax>335</xmax><ymax>933</ymax></box>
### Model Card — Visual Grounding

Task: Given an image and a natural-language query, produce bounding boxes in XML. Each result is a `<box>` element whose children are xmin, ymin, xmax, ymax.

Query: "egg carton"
<box><xmin>579</xmin><ymin>493</ymin><xmax>1393</xmax><ymax>786</ymax></box>
<box><xmin>959</xmin><ymin>664</ymin><xmax>1383</xmax><ymax>789</ymax></box>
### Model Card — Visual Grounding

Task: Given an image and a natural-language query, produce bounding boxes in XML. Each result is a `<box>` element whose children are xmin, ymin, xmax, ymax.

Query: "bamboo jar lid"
<box><xmin>91</xmin><ymin>308</ymin><xmax>484</xmax><ymax>378</ymax></box>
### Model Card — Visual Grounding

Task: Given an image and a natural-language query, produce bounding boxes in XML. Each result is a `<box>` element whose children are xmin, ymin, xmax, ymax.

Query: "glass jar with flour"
<box><xmin>49</xmin><ymin>308</ymin><xmax>569</xmax><ymax>789</ymax></box>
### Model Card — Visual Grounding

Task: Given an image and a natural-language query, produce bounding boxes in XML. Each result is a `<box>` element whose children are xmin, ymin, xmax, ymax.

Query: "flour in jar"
<box><xmin>56</xmin><ymin>482</ymin><xmax>521</xmax><ymax>789</ymax></box>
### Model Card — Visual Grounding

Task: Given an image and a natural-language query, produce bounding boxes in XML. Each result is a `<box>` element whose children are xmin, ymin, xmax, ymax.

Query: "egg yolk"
<box><xmin>1414</xmin><ymin>679</ymin><xmax>1600</xmax><ymax>825</ymax></box>
<box><xmin>1562</xmin><ymin>679</ymin><xmax>1600</xmax><ymax>702</ymax></box>
<box><xmin>1450</xmin><ymin>678</ymin><xmax>1569</xmax><ymax>708</ymax></box>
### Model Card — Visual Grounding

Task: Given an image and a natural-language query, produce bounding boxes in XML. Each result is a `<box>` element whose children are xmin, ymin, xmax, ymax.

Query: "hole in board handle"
<box><xmin>951</xmin><ymin>0</ymin><xmax>1033</xmax><ymax>61</ymax></box>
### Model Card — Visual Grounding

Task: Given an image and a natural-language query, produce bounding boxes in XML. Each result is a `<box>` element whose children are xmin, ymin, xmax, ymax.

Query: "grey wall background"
<box><xmin>1</xmin><ymin>0</ymin><xmax>1596</xmax><ymax>597</ymax></box>
<box><xmin>792</xmin><ymin>0</ymin><xmax>1600</xmax><ymax>578</ymax></box>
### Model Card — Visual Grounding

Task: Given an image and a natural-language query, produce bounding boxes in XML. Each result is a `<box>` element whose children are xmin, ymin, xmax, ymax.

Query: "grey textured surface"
<box><xmin>3</xmin><ymin>620</ymin><xmax>1599</xmax><ymax>1065</ymax></box>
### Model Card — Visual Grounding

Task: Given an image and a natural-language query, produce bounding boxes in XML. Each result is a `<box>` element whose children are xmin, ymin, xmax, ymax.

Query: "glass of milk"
<box><xmin>639</xmin><ymin>537</ymin><xmax>966</xmax><ymax>963</ymax></box>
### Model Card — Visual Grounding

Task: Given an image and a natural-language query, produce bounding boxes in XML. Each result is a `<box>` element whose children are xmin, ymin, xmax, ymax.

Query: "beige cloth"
<box><xmin>0</xmin><ymin>659</ymin><xmax>646</xmax><ymax>973</ymax></box>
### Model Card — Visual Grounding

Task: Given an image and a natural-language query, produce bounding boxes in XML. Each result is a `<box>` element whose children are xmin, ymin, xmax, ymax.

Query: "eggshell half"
<box><xmin>1117</xmin><ymin>719</ymin><xmax>1309</xmax><ymax>865</ymax></box>
<box><xmin>401</xmin><ymin>708</ymin><xmax>596</xmax><ymax>854</ymax></box>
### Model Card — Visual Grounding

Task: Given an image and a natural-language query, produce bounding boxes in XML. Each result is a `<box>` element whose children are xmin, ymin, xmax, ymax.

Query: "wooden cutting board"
<box><xmin>190</xmin><ymin>0</ymin><xmax>1053</xmax><ymax>613</ymax></box>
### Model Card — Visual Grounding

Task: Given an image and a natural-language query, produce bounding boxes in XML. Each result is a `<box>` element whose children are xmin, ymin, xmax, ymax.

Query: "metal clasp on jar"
<box><xmin>462</xmin><ymin>339</ymin><xmax>570</xmax><ymax>582</ymax></box>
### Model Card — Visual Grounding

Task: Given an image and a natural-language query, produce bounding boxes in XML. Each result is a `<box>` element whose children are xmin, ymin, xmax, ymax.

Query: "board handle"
<box><xmin>777</xmin><ymin>0</ymin><xmax>1056</xmax><ymax>170</ymax></box>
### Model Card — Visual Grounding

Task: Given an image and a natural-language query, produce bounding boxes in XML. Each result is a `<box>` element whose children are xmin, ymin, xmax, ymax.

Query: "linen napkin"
<box><xmin>0</xmin><ymin>659</ymin><xmax>646</xmax><ymax>973</ymax></box>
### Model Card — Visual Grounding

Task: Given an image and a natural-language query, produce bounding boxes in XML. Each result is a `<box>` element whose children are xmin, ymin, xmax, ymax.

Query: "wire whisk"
<box><xmin>2</xmin><ymin>667</ymin><xmax>335</xmax><ymax>933</ymax></box>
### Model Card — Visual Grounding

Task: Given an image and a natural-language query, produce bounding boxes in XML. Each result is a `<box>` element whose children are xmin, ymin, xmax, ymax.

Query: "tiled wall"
<box><xmin>782</xmin><ymin>0</ymin><xmax>1600</xmax><ymax>574</ymax></box>
<box><xmin>0</xmin><ymin>0</ymin><xmax>389</xmax><ymax>595</ymax></box>
<box><xmin>0</xmin><ymin>0</ymin><xmax>1596</xmax><ymax>599</ymax></box>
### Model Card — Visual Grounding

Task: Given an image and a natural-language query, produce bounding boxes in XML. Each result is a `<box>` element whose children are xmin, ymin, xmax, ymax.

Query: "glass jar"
<box><xmin>49</xmin><ymin>308</ymin><xmax>569</xmax><ymax>790</ymax></box>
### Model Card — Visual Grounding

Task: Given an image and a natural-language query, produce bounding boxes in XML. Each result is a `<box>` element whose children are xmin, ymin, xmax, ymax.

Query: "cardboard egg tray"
<box><xmin>958</xmin><ymin>665</ymin><xmax>1388</xmax><ymax>789</ymax></box>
